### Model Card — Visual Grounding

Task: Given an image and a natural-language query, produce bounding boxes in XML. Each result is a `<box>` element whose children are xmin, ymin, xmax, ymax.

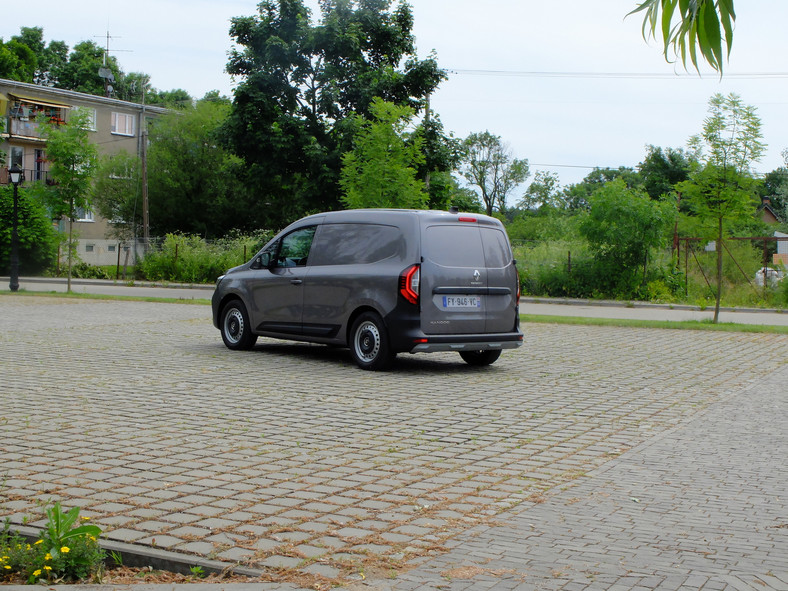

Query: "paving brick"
<box><xmin>2</xmin><ymin>296</ymin><xmax>786</xmax><ymax>590</ymax></box>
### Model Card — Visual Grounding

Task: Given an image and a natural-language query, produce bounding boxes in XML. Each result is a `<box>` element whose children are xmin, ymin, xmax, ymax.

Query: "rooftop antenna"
<box><xmin>95</xmin><ymin>29</ymin><xmax>132</xmax><ymax>97</ymax></box>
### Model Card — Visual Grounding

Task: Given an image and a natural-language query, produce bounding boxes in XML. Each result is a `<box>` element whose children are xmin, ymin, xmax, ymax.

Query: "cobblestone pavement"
<box><xmin>1</xmin><ymin>295</ymin><xmax>786</xmax><ymax>590</ymax></box>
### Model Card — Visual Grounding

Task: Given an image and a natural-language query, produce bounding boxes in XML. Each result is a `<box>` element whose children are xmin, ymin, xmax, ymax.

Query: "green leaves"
<box><xmin>629</xmin><ymin>0</ymin><xmax>736</xmax><ymax>73</ymax></box>
<box><xmin>460</xmin><ymin>131</ymin><xmax>530</xmax><ymax>215</ymax></box>
<box><xmin>45</xmin><ymin>503</ymin><xmax>101</xmax><ymax>547</ymax></box>
<box><xmin>340</xmin><ymin>98</ymin><xmax>427</xmax><ymax>209</ymax></box>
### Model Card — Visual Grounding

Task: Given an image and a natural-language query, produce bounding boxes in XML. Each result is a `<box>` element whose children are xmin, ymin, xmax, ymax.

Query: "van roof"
<box><xmin>296</xmin><ymin>209</ymin><xmax>503</xmax><ymax>227</ymax></box>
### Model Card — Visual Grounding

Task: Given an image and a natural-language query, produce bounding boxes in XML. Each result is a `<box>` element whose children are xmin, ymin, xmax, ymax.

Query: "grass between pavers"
<box><xmin>4</xmin><ymin>290</ymin><xmax>788</xmax><ymax>334</ymax></box>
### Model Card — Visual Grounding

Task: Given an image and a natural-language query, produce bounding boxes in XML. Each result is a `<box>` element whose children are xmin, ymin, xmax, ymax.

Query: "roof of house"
<box><xmin>0</xmin><ymin>78</ymin><xmax>169</xmax><ymax>115</ymax></box>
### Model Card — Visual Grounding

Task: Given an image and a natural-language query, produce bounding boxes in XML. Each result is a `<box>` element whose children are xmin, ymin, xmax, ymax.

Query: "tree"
<box><xmin>678</xmin><ymin>92</ymin><xmax>764</xmax><ymax>322</ymax></box>
<box><xmin>147</xmin><ymin>99</ymin><xmax>250</xmax><ymax>237</ymax></box>
<box><xmin>518</xmin><ymin>170</ymin><xmax>562</xmax><ymax>211</ymax></box>
<box><xmin>40</xmin><ymin>108</ymin><xmax>98</xmax><ymax>291</ymax></box>
<box><xmin>340</xmin><ymin>98</ymin><xmax>426</xmax><ymax>209</ymax></box>
<box><xmin>0</xmin><ymin>38</ymin><xmax>37</xmax><ymax>82</ymax></box>
<box><xmin>412</xmin><ymin>107</ymin><xmax>462</xmax><ymax>209</ymax></box>
<box><xmin>759</xmin><ymin>166</ymin><xmax>788</xmax><ymax>223</ymax></box>
<box><xmin>560</xmin><ymin>166</ymin><xmax>641</xmax><ymax>211</ymax></box>
<box><xmin>579</xmin><ymin>178</ymin><xmax>674</xmax><ymax>295</ymax></box>
<box><xmin>629</xmin><ymin>0</ymin><xmax>736</xmax><ymax>73</ymax></box>
<box><xmin>223</xmin><ymin>0</ymin><xmax>446</xmax><ymax>228</ymax></box>
<box><xmin>92</xmin><ymin>151</ymin><xmax>142</xmax><ymax>246</ymax></box>
<box><xmin>460</xmin><ymin>131</ymin><xmax>529</xmax><ymax>216</ymax></box>
<box><xmin>637</xmin><ymin>145</ymin><xmax>693</xmax><ymax>199</ymax></box>
<box><xmin>56</xmin><ymin>40</ymin><xmax>123</xmax><ymax>97</ymax></box>
<box><xmin>0</xmin><ymin>186</ymin><xmax>59</xmax><ymax>275</ymax></box>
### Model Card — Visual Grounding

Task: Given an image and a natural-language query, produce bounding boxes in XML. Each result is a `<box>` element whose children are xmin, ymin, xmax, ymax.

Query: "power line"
<box><xmin>447</xmin><ymin>69</ymin><xmax>788</xmax><ymax>80</ymax></box>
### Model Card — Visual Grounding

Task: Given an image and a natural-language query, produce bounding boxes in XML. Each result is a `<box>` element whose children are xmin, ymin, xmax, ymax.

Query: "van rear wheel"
<box><xmin>350</xmin><ymin>312</ymin><xmax>394</xmax><ymax>371</ymax></box>
<box><xmin>459</xmin><ymin>349</ymin><xmax>501</xmax><ymax>366</ymax></box>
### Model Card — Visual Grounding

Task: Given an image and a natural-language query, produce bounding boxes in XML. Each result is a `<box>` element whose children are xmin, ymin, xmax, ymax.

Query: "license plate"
<box><xmin>442</xmin><ymin>295</ymin><xmax>482</xmax><ymax>309</ymax></box>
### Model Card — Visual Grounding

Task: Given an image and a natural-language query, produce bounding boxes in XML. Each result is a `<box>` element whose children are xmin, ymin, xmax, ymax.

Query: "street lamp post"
<box><xmin>8</xmin><ymin>165</ymin><xmax>23</xmax><ymax>292</ymax></box>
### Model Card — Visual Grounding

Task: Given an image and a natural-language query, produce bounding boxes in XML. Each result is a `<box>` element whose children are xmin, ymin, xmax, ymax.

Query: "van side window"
<box><xmin>310</xmin><ymin>223</ymin><xmax>404</xmax><ymax>266</ymax></box>
<box><xmin>274</xmin><ymin>226</ymin><xmax>316</xmax><ymax>267</ymax></box>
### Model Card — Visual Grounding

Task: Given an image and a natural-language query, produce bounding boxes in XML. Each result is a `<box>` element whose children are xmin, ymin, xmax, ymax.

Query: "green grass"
<box><xmin>521</xmin><ymin>313</ymin><xmax>788</xmax><ymax>334</ymax></box>
<box><xmin>1</xmin><ymin>290</ymin><xmax>211</xmax><ymax>306</ymax></box>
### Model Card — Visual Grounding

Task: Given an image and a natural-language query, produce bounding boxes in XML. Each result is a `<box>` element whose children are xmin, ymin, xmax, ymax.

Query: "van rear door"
<box><xmin>420</xmin><ymin>219</ymin><xmax>517</xmax><ymax>335</ymax></box>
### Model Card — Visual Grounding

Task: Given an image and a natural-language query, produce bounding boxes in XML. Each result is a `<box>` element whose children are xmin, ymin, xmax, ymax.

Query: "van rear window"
<box><xmin>309</xmin><ymin>223</ymin><xmax>404</xmax><ymax>266</ymax></box>
<box><xmin>424</xmin><ymin>225</ymin><xmax>511</xmax><ymax>268</ymax></box>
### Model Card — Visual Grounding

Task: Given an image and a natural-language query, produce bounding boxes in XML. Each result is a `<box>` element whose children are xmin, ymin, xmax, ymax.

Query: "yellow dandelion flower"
<box><xmin>4</xmin><ymin>565</ymin><xmax>11</xmax><ymax>570</ymax></box>
<box><xmin>33</xmin><ymin>540</ymin><xmax>43</xmax><ymax>545</ymax></box>
<box><xmin>33</xmin><ymin>569</ymin><xmax>41</xmax><ymax>577</ymax></box>
<box><xmin>60</xmin><ymin>546</ymin><xmax>70</xmax><ymax>554</ymax></box>
<box><xmin>44</xmin><ymin>553</ymin><xmax>52</xmax><ymax>561</ymax></box>
<box><xmin>44</xmin><ymin>565</ymin><xmax>52</xmax><ymax>571</ymax></box>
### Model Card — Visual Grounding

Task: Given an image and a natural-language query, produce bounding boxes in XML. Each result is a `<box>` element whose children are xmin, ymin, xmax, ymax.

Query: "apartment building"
<box><xmin>0</xmin><ymin>78</ymin><xmax>167</xmax><ymax>265</ymax></box>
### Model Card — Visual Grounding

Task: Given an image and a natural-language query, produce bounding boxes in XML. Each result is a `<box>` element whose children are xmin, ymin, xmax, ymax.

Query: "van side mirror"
<box><xmin>252</xmin><ymin>252</ymin><xmax>272</xmax><ymax>269</ymax></box>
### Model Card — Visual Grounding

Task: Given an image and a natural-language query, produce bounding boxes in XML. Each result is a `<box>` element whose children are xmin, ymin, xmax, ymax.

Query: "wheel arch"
<box><xmin>345</xmin><ymin>305</ymin><xmax>385</xmax><ymax>346</ymax></box>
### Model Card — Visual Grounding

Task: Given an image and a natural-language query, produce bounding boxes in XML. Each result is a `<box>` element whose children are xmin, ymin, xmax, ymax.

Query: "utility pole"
<box><xmin>141</xmin><ymin>92</ymin><xmax>150</xmax><ymax>252</ymax></box>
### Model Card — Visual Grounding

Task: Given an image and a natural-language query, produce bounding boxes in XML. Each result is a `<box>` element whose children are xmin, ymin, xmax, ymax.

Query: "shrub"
<box><xmin>0</xmin><ymin>503</ymin><xmax>104</xmax><ymax>584</ymax></box>
<box><xmin>139</xmin><ymin>231</ymin><xmax>271</xmax><ymax>284</ymax></box>
<box><xmin>70</xmin><ymin>262</ymin><xmax>112</xmax><ymax>280</ymax></box>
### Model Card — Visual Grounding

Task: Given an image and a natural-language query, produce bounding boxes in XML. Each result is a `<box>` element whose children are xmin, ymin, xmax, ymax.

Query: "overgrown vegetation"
<box><xmin>138</xmin><ymin>231</ymin><xmax>271</xmax><ymax>284</ymax></box>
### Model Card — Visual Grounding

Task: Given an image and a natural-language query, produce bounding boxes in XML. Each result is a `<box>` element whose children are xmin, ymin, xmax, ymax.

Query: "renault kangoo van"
<box><xmin>211</xmin><ymin>209</ymin><xmax>523</xmax><ymax>370</ymax></box>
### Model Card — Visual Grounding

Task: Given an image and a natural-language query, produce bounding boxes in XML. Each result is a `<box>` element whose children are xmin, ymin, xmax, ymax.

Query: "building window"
<box><xmin>108</xmin><ymin>244</ymin><xmax>116</xmax><ymax>252</ymax></box>
<box><xmin>75</xmin><ymin>208</ymin><xmax>94</xmax><ymax>222</ymax></box>
<box><xmin>73</xmin><ymin>107</ymin><xmax>97</xmax><ymax>131</ymax></box>
<box><xmin>10</xmin><ymin>147</ymin><xmax>23</xmax><ymax>170</ymax></box>
<box><xmin>111</xmin><ymin>112</ymin><xmax>135</xmax><ymax>136</ymax></box>
<box><xmin>85</xmin><ymin>244</ymin><xmax>95</xmax><ymax>253</ymax></box>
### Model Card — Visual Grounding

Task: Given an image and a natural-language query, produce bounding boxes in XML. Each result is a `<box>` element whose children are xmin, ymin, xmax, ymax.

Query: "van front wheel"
<box><xmin>221</xmin><ymin>300</ymin><xmax>258</xmax><ymax>350</ymax></box>
<box><xmin>350</xmin><ymin>312</ymin><xmax>394</xmax><ymax>371</ymax></box>
<box><xmin>459</xmin><ymin>349</ymin><xmax>501</xmax><ymax>366</ymax></box>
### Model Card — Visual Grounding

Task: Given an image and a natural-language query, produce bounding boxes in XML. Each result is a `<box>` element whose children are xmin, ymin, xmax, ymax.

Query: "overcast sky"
<box><xmin>7</xmin><ymin>0</ymin><xmax>788</xmax><ymax>192</ymax></box>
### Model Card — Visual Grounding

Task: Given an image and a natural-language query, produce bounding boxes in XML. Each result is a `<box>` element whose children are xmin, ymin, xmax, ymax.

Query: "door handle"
<box><xmin>290</xmin><ymin>279</ymin><xmax>303</xmax><ymax>285</ymax></box>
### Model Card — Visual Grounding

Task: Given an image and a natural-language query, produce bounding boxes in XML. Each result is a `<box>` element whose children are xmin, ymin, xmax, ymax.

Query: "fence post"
<box><xmin>763</xmin><ymin>239</ymin><xmax>769</xmax><ymax>299</ymax></box>
<box><xmin>567</xmin><ymin>250</ymin><xmax>572</xmax><ymax>275</ymax></box>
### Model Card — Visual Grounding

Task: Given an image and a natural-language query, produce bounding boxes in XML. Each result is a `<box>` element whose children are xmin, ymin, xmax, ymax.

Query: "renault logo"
<box><xmin>473</xmin><ymin>269</ymin><xmax>481</xmax><ymax>282</ymax></box>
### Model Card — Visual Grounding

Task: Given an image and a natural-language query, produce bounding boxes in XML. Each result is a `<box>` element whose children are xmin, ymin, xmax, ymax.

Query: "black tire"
<box><xmin>459</xmin><ymin>349</ymin><xmax>501</xmax><ymax>366</ymax></box>
<box><xmin>220</xmin><ymin>300</ymin><xmax>258</xmax><ymax>350</ymax></box>
<box><xmin>349</xmin><ymin>311</ymin><xmax>395</xmax><ymax>371</ymax></box>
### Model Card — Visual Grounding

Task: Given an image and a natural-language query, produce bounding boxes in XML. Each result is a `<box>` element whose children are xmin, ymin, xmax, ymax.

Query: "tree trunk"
<box><xmin>713</xmin><ymin>216</ymin><xmax>723</xmax><ymax>323</ymax></box>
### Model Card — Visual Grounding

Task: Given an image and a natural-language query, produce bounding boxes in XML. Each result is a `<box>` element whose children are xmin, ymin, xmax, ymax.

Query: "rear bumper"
<box><xmin>407</xmin><ymin>332</ymin><xmax>523</xmax><ymax>354</ymax></box>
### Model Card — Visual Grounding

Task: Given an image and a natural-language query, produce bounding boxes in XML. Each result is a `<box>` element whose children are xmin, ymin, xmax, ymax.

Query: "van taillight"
<box><xmin>458</xmin><ymin>217</ymin><xmax>477</xmax><ymax>223</ymax></box>
<box><xmin>399</xmin><ymin>264</ymin><xmax>420</xmax><ymax>305</ymax></box>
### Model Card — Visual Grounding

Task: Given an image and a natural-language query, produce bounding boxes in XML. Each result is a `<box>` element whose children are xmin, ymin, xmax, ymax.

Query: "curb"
<box><xmin>10</xmin><ymin>525</ymin><xmax>264</xmax><ymax>579</ymax></box>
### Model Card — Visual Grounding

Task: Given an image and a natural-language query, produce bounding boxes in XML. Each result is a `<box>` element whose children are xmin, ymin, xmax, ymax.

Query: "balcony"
<box><xmin>7</xmin><ymin>116</ymin><xmax>65</xmax><ymax>141</ymax></box>
<box><xmin>0</xmin><ymin>167</ymin><xmax>53</xmax><ymax>185</ymax></box>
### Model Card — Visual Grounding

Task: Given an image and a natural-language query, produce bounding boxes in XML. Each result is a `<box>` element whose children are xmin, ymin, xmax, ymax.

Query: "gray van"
<box><xmin>211</xmin><ymin>209</ymin><xmax>523</xmax><ymax>370</ymax></box>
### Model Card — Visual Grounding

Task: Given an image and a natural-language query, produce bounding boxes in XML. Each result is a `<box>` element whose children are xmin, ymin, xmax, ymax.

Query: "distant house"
<box><xmin>0</xmin><ymin>78</ymin><xmax>167</xmax><ymax>266</ymax></box>
<box><xmin>759</xmin><ymin>196</ymin><xmax>782</xmax><ymax>226</ymax></box>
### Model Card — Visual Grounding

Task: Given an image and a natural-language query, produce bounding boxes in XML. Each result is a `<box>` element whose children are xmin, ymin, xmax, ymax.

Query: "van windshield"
<box><xmin>423</xmin><ymin>225</ymin><xmax>511</xmax><ymax>268</ymax></box>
